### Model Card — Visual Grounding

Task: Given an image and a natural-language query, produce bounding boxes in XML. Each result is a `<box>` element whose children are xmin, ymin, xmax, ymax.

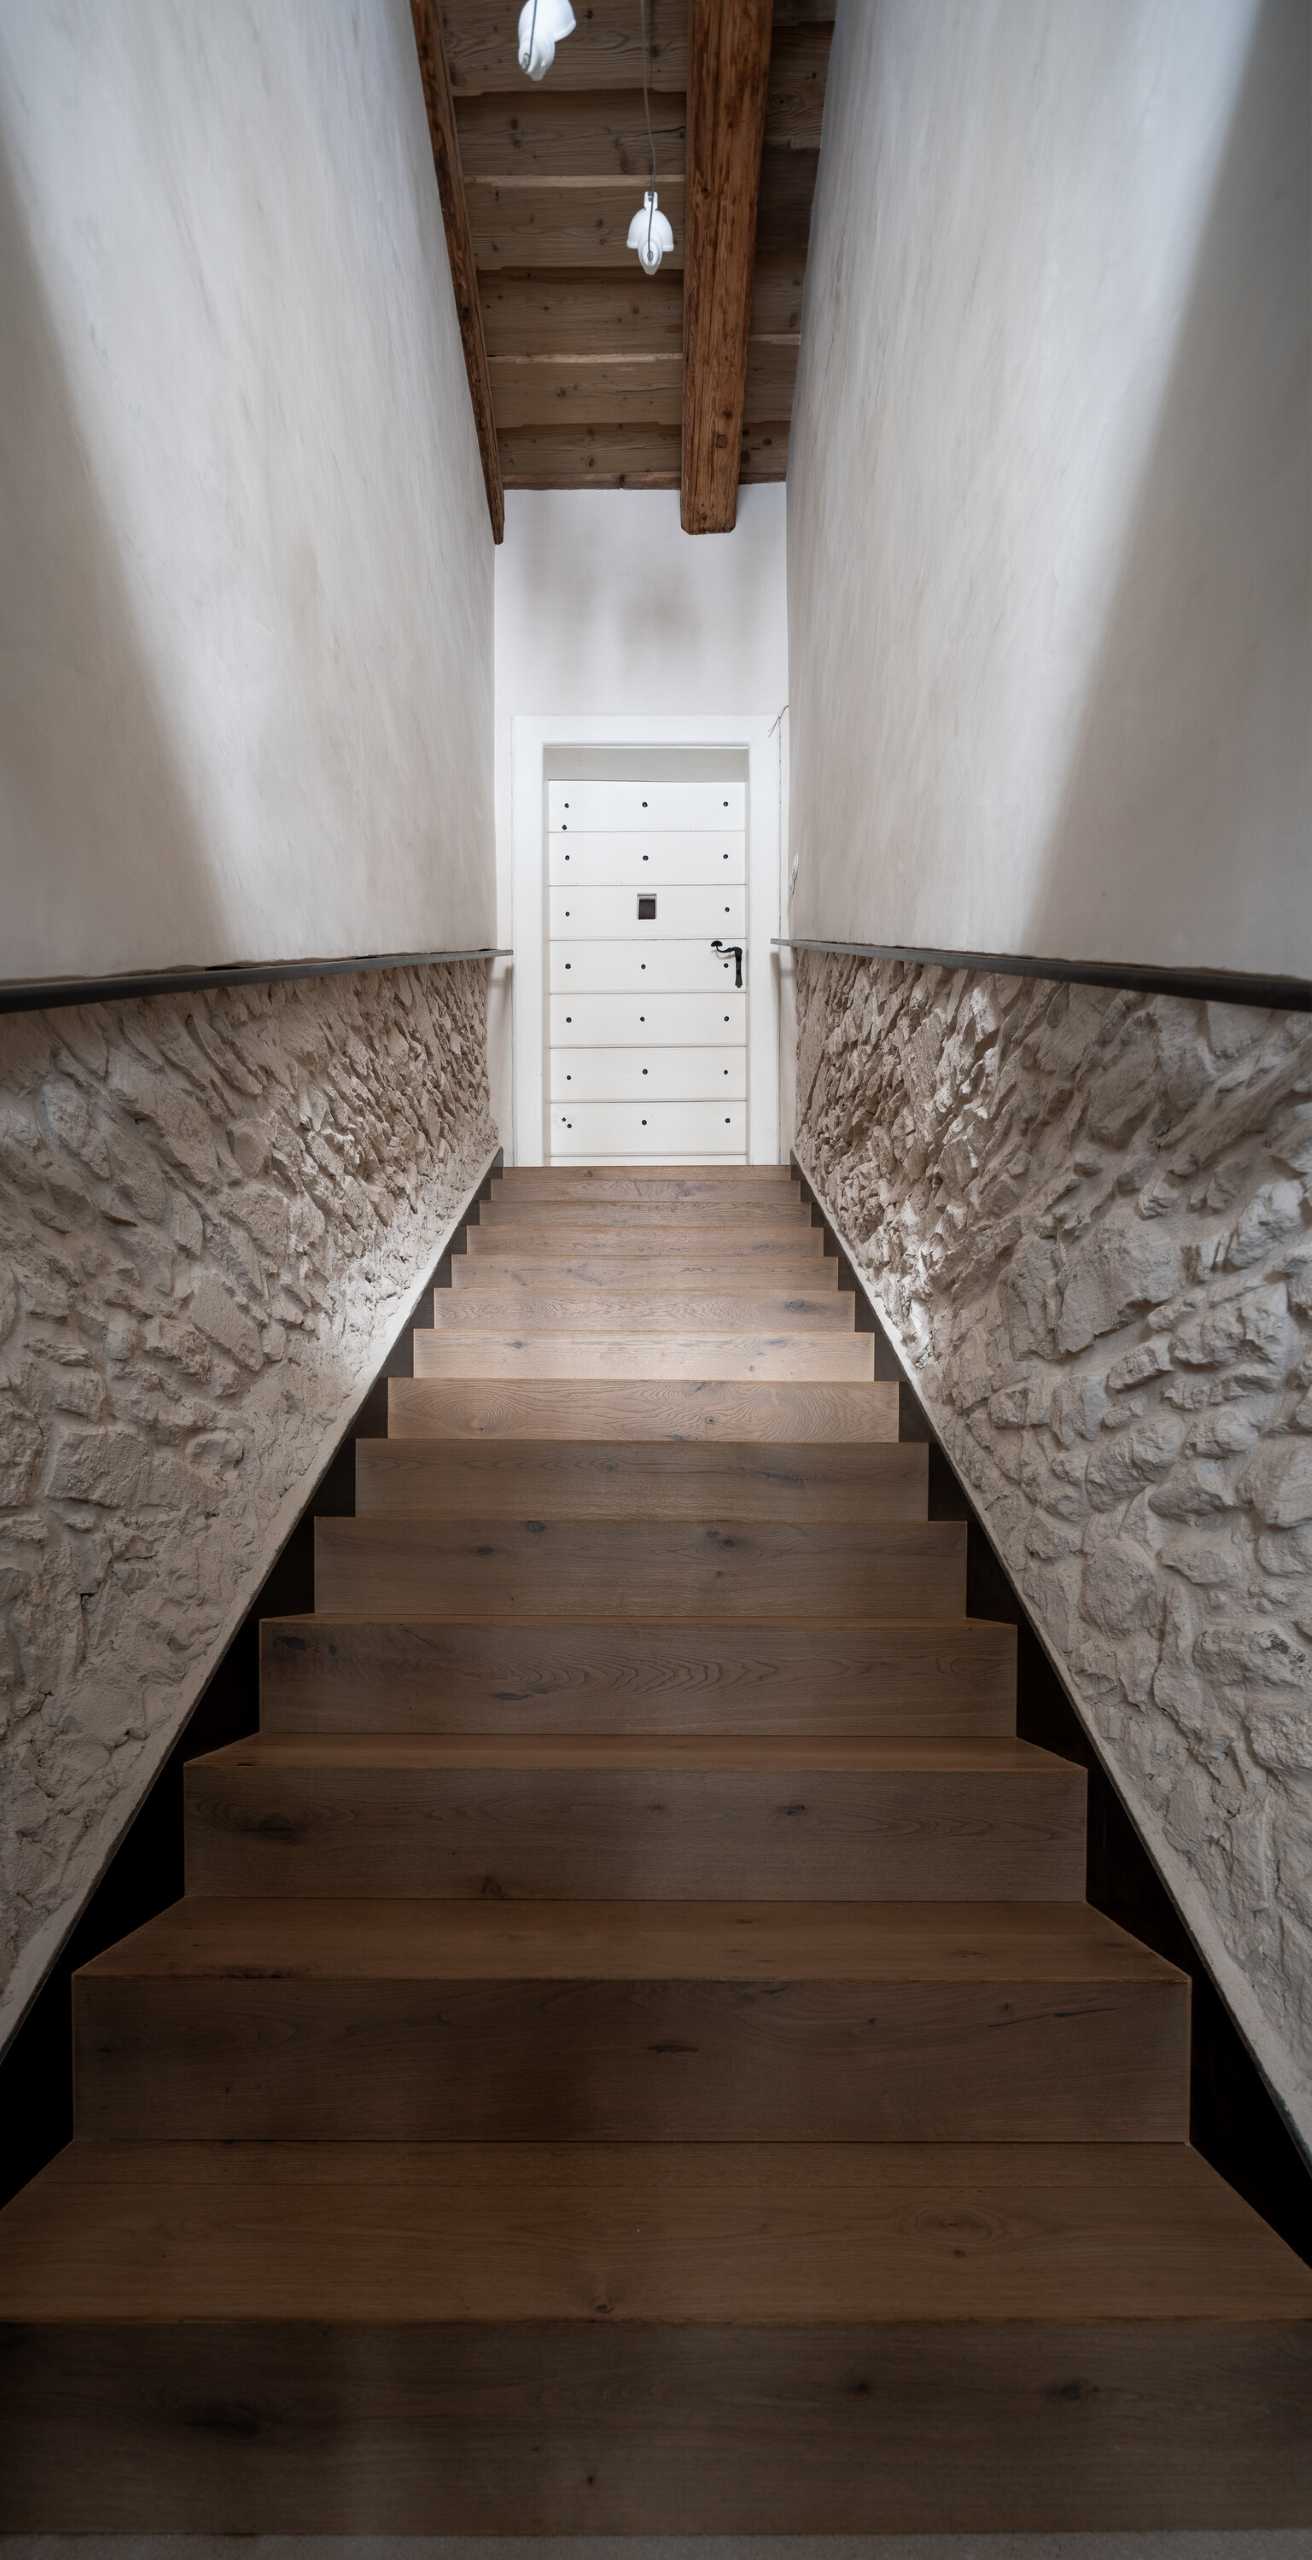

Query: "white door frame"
<box><xmin>510</xmin><ymin>714</ymin><xmax>782</xmax><ymax>1166</ymax></box>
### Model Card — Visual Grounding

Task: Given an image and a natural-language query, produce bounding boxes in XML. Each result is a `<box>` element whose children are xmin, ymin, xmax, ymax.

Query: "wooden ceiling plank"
<box><xmin>500</xmin><ymin>422</ymin><xmax>683</xmax><ymax>489</ymax></box>
<box><xmin>741</xmin><ymin>418</ymin><xmax>789</xmax><ymax>480</ymax></box>
<box><xmin>501</xmin><ymin>419</ymin><xmax>786</xmax><ymax>490</ymax></box>
<box><xmin>766</xmin><ymin>24</ymin><xmax>832</xmax><ymax>150</ymax></box>
<box><xmin>481</xmin><ymin>269</ymin><xmax>685</xmax><ymax>359</ymax></box>
<box><xmin>681</xmin><ymin>0</ymin><xmax>774</xmax><ymax>533</ymax></box>
<box><xmin>470</xmin><ymin>177</ymin><xmax>689</xmax><ymax>270</ymax></box>
<box><xmin>744</xmin><ymin>334</ymin><xmax>799</xmax><ymax>419</ymax></box>
<box><xmin>455</xmin><ymin>90</ymin><xmax>686</xmax><ymax>182</ymax></box>
<box><xmin>492</xmin><ymin>338</ymin><xmax>795</xmax><ymax>430</ymax></box>
<box><xmin>492</xmin><ymin>353</ymin><xmax>685</xmax><ymax>430</ymax></box>
<box><xmin>410</xmin><ymin>0</ymin><xmax>504</xmax><ymax>541</ymax></box>
<box><xmin>442</xmin><ymin>0</ymin><xmax>689</xmax><ymax>95</ymax></box>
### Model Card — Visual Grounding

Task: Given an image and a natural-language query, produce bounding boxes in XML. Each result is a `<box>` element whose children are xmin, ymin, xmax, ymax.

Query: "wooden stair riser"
<box><xmin>355</xmin><ymin>1439</ymin><xmax>929</xmax><ymax>1523</ymax></box>
<box><xmin>6</xmin><ymin>2315</ymin><xmax>1310</xmax><ymax>2534</ymax></box>
<box><xmin>313</xmin><ymin>1515</ymin><xmax>966</xmax><ymax>1618</ymax></box>
<box><xmin>496</xmin><ymin>1172</ymin><xmax>799</xmax><ymax>1202</ymax></box>
<box><xmin>76</xmin><ymin>1974</ymin><xmax>1186</xmax><ymax>2143</ymax></box>
<box><xmin>478</xmin><ymin>1199</ymin><xmax>813</xmax><ymax>1230</ymax></box>
<box><xmin>451</xmin><ymin>1255</ymin><xmax>840</xmax><ymax>1291</ymax></box>
<box><xmin>426</xmin><ymin>1290</ymin><xmax>856</xmax><ymax>1333</ymax></box>
<box><xmin>184</xmin><ymin>1759</ymin><xmax>1082</xmax><ymax>1899</ymax></box>
<box><xmin>411</xmin><ymin>1332</ymin><xmax>876</xmax><ymax>1382</ymax></box>
<box><xmin>388</xmin><ymin>1379</ymin><xmax>899</xmax><ymax>1440</ymax></box>
<box><xmin>467</xmin><ymin>1223</ymin><xmax>825</xmax><ymax>1256</ymax></box>
<box><xmin>259</xmin><ymin>1617</ymin><xmax>1018</xmax><ymax>1735</ymax></box>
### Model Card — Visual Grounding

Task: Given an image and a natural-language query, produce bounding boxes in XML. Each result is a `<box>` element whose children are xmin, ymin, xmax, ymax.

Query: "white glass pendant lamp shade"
<box><xmin>517</xmin><ymin>0</ymin><xmax>575</xmax><ymax>80</ymax></box>
<box><xmin>628</xmin><ymin>189</ymin><xmax>674</xmax><ymax>274</ymax></box>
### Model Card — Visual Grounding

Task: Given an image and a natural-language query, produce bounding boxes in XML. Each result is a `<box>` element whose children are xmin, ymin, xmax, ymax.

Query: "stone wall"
<box><xmin>0</xmin><ymin>962</ymin><xmax>496</xmax><ymax>2049</ymax></box>
<box><xmin>796</xmin><ymin>951</ymin><xmax>1312</xmax><ymax>2148</ymax></box>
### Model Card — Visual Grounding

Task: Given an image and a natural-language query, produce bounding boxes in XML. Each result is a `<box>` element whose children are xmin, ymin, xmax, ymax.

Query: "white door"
<box><xmin>546</xmin><ymin>776</ymin><xmax>748</xmax><ymax>1164</ymax></box>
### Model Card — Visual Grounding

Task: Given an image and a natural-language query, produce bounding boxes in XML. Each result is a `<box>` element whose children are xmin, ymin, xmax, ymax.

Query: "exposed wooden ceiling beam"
<box><xmin>681</xmin><ymin>0</ymin><xmax>774</xmax><ymax>533</ymax></box>
<box><xmin>410</xmin><ymin>0</ymin><xmax>504</xmax><ymax>542</ymax></box>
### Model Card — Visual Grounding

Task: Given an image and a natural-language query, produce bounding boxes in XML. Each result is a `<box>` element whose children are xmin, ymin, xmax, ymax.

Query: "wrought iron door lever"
<box><xmin>712</xmin><ymin>939</ymin><xmax>744</xmax><ymax>989</ymax></box>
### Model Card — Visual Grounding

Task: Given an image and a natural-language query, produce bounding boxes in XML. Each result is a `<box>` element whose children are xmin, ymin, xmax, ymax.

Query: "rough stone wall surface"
<box><xmin>796</xmin><ymin>952</ymin><xmax>1312</xmax><ymax>2146</ymax></box>
<box><xmin>0</xmin><ymin>962</ymin><xmax>495</xmax><ymax>2049</ymax></box>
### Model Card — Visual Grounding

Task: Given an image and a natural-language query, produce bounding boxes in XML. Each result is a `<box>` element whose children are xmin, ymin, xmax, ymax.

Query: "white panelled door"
<box><xmin>546</xmin><ymin>777</ymin><xmax>748</xmax><ymax>1163</ymax></box>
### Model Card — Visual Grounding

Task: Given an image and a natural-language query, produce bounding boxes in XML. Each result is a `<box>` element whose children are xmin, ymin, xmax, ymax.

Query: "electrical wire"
<box><xmin>640</xmin><ymin>0</ymin><xmax>657</xmax><ymax>258</ymax></box>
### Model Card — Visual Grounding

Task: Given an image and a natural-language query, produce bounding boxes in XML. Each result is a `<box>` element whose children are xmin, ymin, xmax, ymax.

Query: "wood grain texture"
<box><xmin>479</xmin><ymin>255</ymin><xmax>803</xmax><ymax>357</ymax></box>
<box><xmin>427</xmin><ymin>1289</ymin><xmax>853</xmax><ymax>1332</ymax></box>
<box><xmin>181</xmin><ymin>1738</ymin><xmax>1083</xmax><ymax>1905</ymax></box>
<box><xmin>410</xmin><ymin>1330</ymin><xmax>875</xmax><ymax>1381</ymax></box>
<box><xmin>355</xmin><ymin>1437</ymin><xmax>924</xmax><ymax>1522</ymax></box>
<box><xmin>387</xmin><ymin>1376</ymin><xmax>900</xmax><ymax>1440</ymax></box>
<box><xmin>409</xmin><ymin>0</ymin><xmax>504</xmax><ymax>540</ymax></box>
<box><xmin>470</xmin><ymin>177</ymin><xmax>690</xmax><ymax>270</ymax></box>
<box><xmin>314</xmin><ymin>1512</ymin><xmax>965</xmax><ymax>1618</ymax></box>
<box><xmin>682</xmin><ymin>0</ymin><xmax>773</xmax><ymax>532</ymax></box>
<box><xmin>450</xmin><ymin>1254</ymin><xmax>839</xmax><ymax>1291</ymax></box>
<box><xmin>78</xmin><ymin>1902</ymin><xmax>1182</xmax><ymax>2142</ymax></box>
<box><xmin>469</xmin><ymin>1219</ymin><xmax>818</xmax><ymax>1253</ymax></box>
<box><xmin>443</xmin><ymin>0</ymin><xmax>690</xmax><ymax>94</ymax></box>
<box><xmin>481</xmin><ymin>1192</ymin><xmax>809</xmax><ymax>1227</ymax></box>
<box><xmin>490</xmin><ymin>338</ymin><xmax>795</xmax><ymax>428</ymax></box>
<box><xmin>6</xmin><ymin>2314</ymin><xmax>1310</xmax><ymax>2532</ymax></box>
<box><xmin>452</xmin><ymin>34</ymin><xmax>827</xmax><ymax>175</ymax></box>
<box><xmin>499</xmin><ymin>420</ymin><xmax>787</xmax><ymax>489</ymax></box>
<box><xmin>466</xmin><ymin>1221</ymin><xmax>826</xmax><ymax>1257</ymax></box>
<box><xmin>4</xmin><ymin>2140</ymin><xmax>1307</xmax><ymax>2325</ymax></box>
<box><xmin>497</xmin><ymin>1167</ymin><xmax>795</xmax><ymax>1194</ymax></box>
<box><xmin>258</xmin><ymin>1614</ymin><xmax>1018</xmax><ymax>1735</ymax></box>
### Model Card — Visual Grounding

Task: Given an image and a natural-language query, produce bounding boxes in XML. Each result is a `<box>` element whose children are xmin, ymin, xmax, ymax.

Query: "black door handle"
<box><xmin>712</xmin><ymin>939</ymin><xmax>744</xmax><ymax>989</ymax></box>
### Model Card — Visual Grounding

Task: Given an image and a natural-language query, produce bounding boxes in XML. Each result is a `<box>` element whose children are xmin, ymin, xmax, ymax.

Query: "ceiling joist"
<box><xmin>410</xmin><ymin>0</ymin><xmax>504</xmax><ymax>540</ymax></box>
<box><xmin>423</xmin><ymin>1</ymin><xmax>831</xmax><ymax>509</ymax></box>
<box><xmin>682</xmin><ymin>0</ymin><xmax>774</xmax><ymax>532</ymax></box>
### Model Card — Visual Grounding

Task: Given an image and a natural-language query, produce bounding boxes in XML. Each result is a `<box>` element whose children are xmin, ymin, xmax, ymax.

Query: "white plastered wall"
<box><xmin>492</xmin><ymin>487</ymin><xmax>790</xmax><ymax>1150</ymax></box>
<box><xmin>788</xmin><ymin>0</ymin><xmax>1311</xmax><ymax>975</ymax></box>
<box><xmin>0</xmin><ymin>0</ymin><xmax>495</xmax><ymax>977</ymax></box>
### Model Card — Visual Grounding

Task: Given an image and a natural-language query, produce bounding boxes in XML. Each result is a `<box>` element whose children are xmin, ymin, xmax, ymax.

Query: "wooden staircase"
<box><xmin>1</xmin><ymin>1163</ymin><xmax>1309</xmax><ymax>2532</ymax></box>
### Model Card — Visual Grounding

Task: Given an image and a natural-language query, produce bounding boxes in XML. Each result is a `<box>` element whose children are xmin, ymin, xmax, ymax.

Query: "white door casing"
<box><xmin>511</xmin><ymin>718</ymin><xmax>782</xmax><ymax>1166</ymax></box>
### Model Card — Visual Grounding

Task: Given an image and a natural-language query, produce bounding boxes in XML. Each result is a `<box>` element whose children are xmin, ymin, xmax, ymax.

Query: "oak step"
<box><xmin>313</xmin><ymin>1513</ymin><xmax>965</xmax><ymax>1619</ymax></box>
<box><xmin>427</xmin><ymin>1289</ymin><xmax>855</xmax><ymax>1333</ymax></box>
<box><xmin>355</xmin><ymin>1439</ymin><xmax>928</xmax><ymax>1522</ymax></box>
<box><xmin>468</xmin><ymin>1226</ymin><xmax>819</xmax><ymax>1260</ymax></box>
<box><xmin>76</xmin><ymin>1898</ymin><xmax>1186</xmax><ymax>2143</ymax></box>
<box><xmin>183</xmin><ymin>1733</ymin><xmax>1080</xmax><ymax>1900</ymax></box>
<box><xmin>479</xmin><ymin>1197</ymin><xmax>812</xmax><ymax>1229</ymax></box>
<box><xmin>259</xmin><ymin>1614</ymin><xmax>1017</xmax><ymax>1734</ymax></box>
<box><xmin>411</xmin><ymin>1331</ymin><xmax>876</xmax><ymax>1382</ymax></box>
<box><xmin>2</xmin><ymin>2143</ymin><xmax>1308</xmax><ymax>2532</ymax></box>
<box><xmin>496</xmin><ymin>1170</ymin><xmax>797</xmax><ymax>1202</ymax></box>
<box><xmin>451</xmin><ymin>1252</ymin><xmax>838</xmax><ymax>1291</ymax></box>
<box><xmin>387</xmin><ymin>1378</ymin><xmax>899</xmax><ymax>1441</ymax></box>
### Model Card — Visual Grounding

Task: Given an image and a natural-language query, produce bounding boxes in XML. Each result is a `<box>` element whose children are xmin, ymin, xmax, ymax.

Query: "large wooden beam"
<box><xmin>410</xmin><ymin>0</ymin><xmax>504</xmax><ymax>542</ymax></box>
<box><xmin>681</xmin><ymin>0</ymin><xmax>773</xmax><ymax>533</ymax></box>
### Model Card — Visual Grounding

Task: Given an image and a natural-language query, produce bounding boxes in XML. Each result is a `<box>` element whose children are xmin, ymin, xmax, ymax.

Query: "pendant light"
<box><xmin>627</xmin><ymin>0</ymin><xmax>674</xmax><ymax>274</ymax></box>
<box><xmin>627</xmin><ymin>190</ymin><xmax>674</xmax><ymax>274</ymax></box>
<box><xmin>517</xmin><ymin>0</ymin><xmax>575</xmax><ymax>81</ymax></box>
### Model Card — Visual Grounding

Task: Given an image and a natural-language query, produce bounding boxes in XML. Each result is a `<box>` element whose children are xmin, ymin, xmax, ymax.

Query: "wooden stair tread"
<box><xmin>451</xmin><ymin>1257</ymin><xmax>839</xmax><ymax>1289</ymax></box>
<box><xmin>355</xmin><ymin>1439</ymin><xmax>927</xmax><ymax>1523</ymax></box>
<box><xmin>388</xmin><ymin>1379</ymin><xmax>899</xmax><ymax>1441</ymax></box>
<box><xmin>426</xmin><ymin>1291</ymin><xmax>855</xmax><ymax>1330</ymax></box>
<box><xmin>410</xmin><ymin>1331</ymin><xmax>877</xmax><ymax>1379</ymax></box>
<box><xmin>258</xmin><ymin>1614</ymin><xmax>1018</xmax><ymax>1735</ymax></box>
<box><xmin>83</xmin><ymin>1896</ymin><xmax>1181</xmax><ymax>1984</ymax></box>
<box><xmin>3</xmin><ymin>2141</ymin><xmax>1307</xmax><ymax>2326</ymax></box>
<box><xmin>191</xmin><ymin>1731</ymin><xmax>1059</xmax><ymax>1774</ymax></box>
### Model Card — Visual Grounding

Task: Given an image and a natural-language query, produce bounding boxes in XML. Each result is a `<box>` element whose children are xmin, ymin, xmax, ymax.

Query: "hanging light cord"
<box><xmin>640</xmin><ymin>0</ymin><xmax>657</xmax><ymax>256</ymax></box>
